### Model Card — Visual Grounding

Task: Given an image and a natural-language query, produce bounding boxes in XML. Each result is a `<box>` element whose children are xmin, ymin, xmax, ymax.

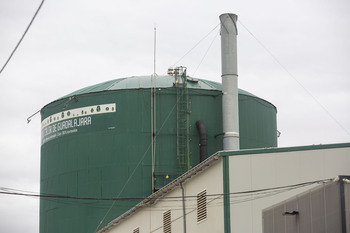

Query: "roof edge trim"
<box><xmin>219</xmin><ymin>142</ymin><xmax>350</xmax><ymax>157</ymax></box>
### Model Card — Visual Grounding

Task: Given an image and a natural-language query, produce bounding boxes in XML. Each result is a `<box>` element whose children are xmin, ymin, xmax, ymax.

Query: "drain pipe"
<box><xmin>220</xmin><ymin>13</ymin><xmax>240</xmax><ymax>151</ymax></box>
<box><xmin>180</xmin><ymin>182</ymin><xmax>187</xmax><ymax>233</ymax></box>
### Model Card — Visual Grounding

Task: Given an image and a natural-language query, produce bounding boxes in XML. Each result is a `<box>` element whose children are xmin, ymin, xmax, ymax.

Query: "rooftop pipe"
<box><xmin>220</xmin><ymin>13</ymin><xmax>240</xmax><ymax>151</ymax></box>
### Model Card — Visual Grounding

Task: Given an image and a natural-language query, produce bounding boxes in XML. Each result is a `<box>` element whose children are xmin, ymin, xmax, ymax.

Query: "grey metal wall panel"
<box><xmin>285</xmin><ymin>198</ymin><xmax>298</xmax><ymax>233</ymax></box>
<box><xmin>274</xmin><ymin>205</ymin><xmax>286</xmax><ymax>233</ymax></box>
<box><xmin>325</xmin><ymin>182</ymin><xmax>342</xmax><ymax>233</ymax></box>
<box><xmin>297</xmin><ymin>194</ymin><xmax>311</xmax><ymax>233</ymax></box>
<box><xmin>311</xmin><ymin>188</ymin><xmax>326</xmax><ymax>233</ymax></box>
<box><xmin>262</xmin><ymin>208</ymin><xmax>274</xmax><ymax>233</ymax></box>
<box><xmin>344</xmin><ymin>181</ymin><xmax>350</xmax><ymax>233</ymax></box>
<box><xmin>262</xmin><ymin>179</ymin><xmax>349</xmax><ymax>233</ymax></box>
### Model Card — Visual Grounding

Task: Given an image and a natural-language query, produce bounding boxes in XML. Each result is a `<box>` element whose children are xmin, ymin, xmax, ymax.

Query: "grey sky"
<box><xmin>0</xmin><ymin>0</ymin><xmax>349</xmax><ymax>232</ymax></box>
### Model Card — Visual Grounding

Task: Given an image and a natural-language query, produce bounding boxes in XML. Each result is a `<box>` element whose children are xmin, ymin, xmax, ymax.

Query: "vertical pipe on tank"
<box><xmin>195</xmin><ymin>121</ymin><xmax>208</xmax><ymax>162</ymax></box>
<box><xmin>220</xmin><ymin>13</ymin><xmax>240</xmax><ymax>151</ymax></box>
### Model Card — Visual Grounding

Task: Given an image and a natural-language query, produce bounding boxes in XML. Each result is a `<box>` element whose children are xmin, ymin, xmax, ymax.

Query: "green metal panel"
<box><xmin>40</xmin><ymin>75</ymin><xmax>277</xmax><ymax>233</ymax></box>
<box><xmin>238</xmin><ymin>94</ymin><xmax>278</xmax><ymax>149</ymax></box>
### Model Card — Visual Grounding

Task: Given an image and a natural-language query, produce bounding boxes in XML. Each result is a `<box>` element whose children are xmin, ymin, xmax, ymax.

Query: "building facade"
<box><xmin>262</xmin><ymin>176</ymin><xmax>350</xmax><ymax>233</ymax></box>
<box><xmin>98</xmin><ymin>143</ymin><xmax>350</xmax><ymax>233</ymax></box>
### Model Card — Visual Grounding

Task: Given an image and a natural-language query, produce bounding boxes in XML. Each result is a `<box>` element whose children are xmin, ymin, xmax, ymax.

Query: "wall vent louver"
<box><xmin>163</xmin><ymin>210</ymin><xmax>171</xmax><ymax>233</ymax></box>
<box><xmin>197</xmin><ymin>189</ymin><xmax>207</xmax><ymax>222</ymax></box>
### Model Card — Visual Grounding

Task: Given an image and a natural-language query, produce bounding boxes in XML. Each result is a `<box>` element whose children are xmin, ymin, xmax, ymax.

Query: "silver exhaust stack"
<box><xmin>220</xmin><ymin>13</ymin><xmax>240</xmax><ymax>151</ymax></box>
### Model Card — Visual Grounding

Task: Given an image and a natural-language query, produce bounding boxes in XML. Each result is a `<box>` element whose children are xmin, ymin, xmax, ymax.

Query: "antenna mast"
<box><xmin>154</xmin><ymin>25</ymin><xmax>157</xmax><ymax>74</ymax></box>
<box><xmin>151</xmin><ymin>25</ymin><xmax>157</xmax><ymax>192</ymax></box>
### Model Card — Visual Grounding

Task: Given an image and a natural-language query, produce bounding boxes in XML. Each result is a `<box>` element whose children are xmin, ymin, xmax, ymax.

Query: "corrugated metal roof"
<box><xmin>61</xmin><ymin>75</ymin><xmax>257</xmax><ymax>98</ymax></box>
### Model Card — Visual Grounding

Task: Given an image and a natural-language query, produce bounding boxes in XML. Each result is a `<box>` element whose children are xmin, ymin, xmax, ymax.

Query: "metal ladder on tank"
<box><xmin>174</xmin><ymin>67</ymin><xmax>191</xmax><ymax>172</ymax></box>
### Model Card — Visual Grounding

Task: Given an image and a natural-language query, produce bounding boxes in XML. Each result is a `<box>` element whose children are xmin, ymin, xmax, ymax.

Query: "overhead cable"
<box><xmin>0</xmin><ymin>178</ymin><xmax>331</xmax><ymax>202</ymax></box>
<box><xmin>192</xmin><ymin>28</ymin><xmax>220</xmax><ymax>77</ymax></box>
<box><xmin>238</xmin><ymin>19</ymin><xmax>350</xmax><ymax>137</ymax></box>
<box><xmin>0</xmin><ymin>0</ymin><xmax>45</xmax><ymax>75</ymax></box>
<box><xmin>171</xmin><ymin>23</ymin><xmax>220</xmax><ymax>69</ymax></box>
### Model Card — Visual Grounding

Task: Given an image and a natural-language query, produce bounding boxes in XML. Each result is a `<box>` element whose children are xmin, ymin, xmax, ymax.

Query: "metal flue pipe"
<box><xmin>220</xmin><ymin>13</ymin><xmax>240</xmax><ymax>151</ymax></box>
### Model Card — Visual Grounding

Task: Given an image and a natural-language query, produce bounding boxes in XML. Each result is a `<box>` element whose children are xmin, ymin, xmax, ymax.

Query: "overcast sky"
<box><xmin>0</xmin><ymin>0</ymin><xmax>349</xmax><ymax>232</ymax></box>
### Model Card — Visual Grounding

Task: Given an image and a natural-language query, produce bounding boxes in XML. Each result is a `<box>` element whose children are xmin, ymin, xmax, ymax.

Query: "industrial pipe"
<box><xmin>195</xmin><ymin>120</ymin><xmax>208</xmax><ymax>162</ymax></box>
<box><xmin>220</xmin><ymin>13</ymin><xmax>240</xmax><ymax>151</ymax></box>
<box><xmin>180</xmin><ymin>182</ymin><xmax>187</xmax><ymax>233</ymax></box>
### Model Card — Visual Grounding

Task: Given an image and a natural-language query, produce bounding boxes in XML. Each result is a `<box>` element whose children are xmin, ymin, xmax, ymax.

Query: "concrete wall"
<box><xmin>228</xmin><ymin>146</ymin><xmax>350</xmax><ymax>233</ymax></box>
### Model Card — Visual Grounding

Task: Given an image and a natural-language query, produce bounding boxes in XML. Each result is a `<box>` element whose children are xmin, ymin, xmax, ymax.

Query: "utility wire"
<box><xmin>171</xmin><ymin>23</ymin><xmax>220</xmax><ymax>69</ymax></box>
<box><xmin>0</xmin><ymin>178</ymin><xmax>331</xmax><ymax>201</ymax></box>
<box><xmin>8</xmin><ymin>186</ymin><xmax>310</xmax><ymax>213</ymax></box>
<box><xmin>192</xmin><ymin>28</ymin><xmax>220</xmax><ymax>77</ymax></box>
<box><xmin>238</xmin><ymin>19</ymin><xmax>350</xmax><ymax>137</ymax></box>
<box><xmin>0</xmin><ymin>0</ymin><xmax>45</xmax><ymax>75</ymax></box>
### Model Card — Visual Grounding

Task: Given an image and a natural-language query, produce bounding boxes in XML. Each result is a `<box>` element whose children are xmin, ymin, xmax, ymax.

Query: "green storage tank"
<box><xmin>40</xmin><ymin>75</ymin><xmax>277</xmax><ymax>233</ymax></box>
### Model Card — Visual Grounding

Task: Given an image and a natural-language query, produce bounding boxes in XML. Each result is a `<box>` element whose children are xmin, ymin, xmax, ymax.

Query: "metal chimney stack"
<box><xmin>220</xmin><ymin>13</ymin><xmax>240</xmax><ymax>151</ymax></box>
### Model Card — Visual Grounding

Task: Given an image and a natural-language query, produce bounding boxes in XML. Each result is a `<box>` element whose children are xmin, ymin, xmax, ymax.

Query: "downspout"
<box><xmin>196</xmin><ymin>121</ymin><xmax>208</xmax><ymax>162</ymax></box>
<box><xmin>220</xmin><ymin>13</ymin><xmax>240</xmax><ymax>151</ymax></box>
<box><xmin>180</xmin><ymin>182</ymin><xmax>187</xmax><ymax>233</ymax></box>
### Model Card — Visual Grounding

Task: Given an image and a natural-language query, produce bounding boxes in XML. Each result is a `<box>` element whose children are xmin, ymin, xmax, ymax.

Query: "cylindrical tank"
<box><xmin>40</xmin><ymin>75</ymin><xmax>277</xmax><ymax>233</ymax></box>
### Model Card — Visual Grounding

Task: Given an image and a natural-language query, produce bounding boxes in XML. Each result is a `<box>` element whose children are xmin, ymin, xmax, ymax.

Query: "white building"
<box><xmin>98</xmin><ymin>143</ymin><xmax>350</xmax><ymax>233</ymax></box>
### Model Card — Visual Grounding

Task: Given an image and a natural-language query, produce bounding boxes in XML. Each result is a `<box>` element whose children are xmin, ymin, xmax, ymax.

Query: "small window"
<box><xmin>163</xmin><ymin>209</ymin><xmax>171</xmax><ymax>233</ymax></box>
<box><xmin>133</xmin><ymin>227</ymin><xmax>139</xmax><ymax>233</ymax></box>
<box><xmin>197</xmin><ymin>190</ymin><xmax>207</xmax><ymax>222</ymax></box>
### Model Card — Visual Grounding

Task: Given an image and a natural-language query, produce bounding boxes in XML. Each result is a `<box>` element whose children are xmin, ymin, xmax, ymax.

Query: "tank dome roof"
<box><xmin>61</xmin><ymin>75</ymin><xmax>257</xmax><ymax>98</ymax></box>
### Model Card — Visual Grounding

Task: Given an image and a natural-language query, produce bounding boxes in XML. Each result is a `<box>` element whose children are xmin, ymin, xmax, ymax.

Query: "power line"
<box><xmin>171</xmin><ymin>23</ymin><xmax>220</xmax><ymax>69</ymax></box>
<box><xmin>0</xmin><ymin>178</ymin><xmax>331</xmax><ymax>202</ymax></box>
<box><xmin>238</xmin><ymin>19</ymin><xmax>350</xmax><ymax>138</ymax></box>
<box><xmin>192</xmin><ymin>28</ymin><xmax>220</xmax><ymax>77</ymax></box>
<box><xmin>0</xmin><ymin>0</ymin><xmax>45</xmax><ymax>75</ymax></box>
